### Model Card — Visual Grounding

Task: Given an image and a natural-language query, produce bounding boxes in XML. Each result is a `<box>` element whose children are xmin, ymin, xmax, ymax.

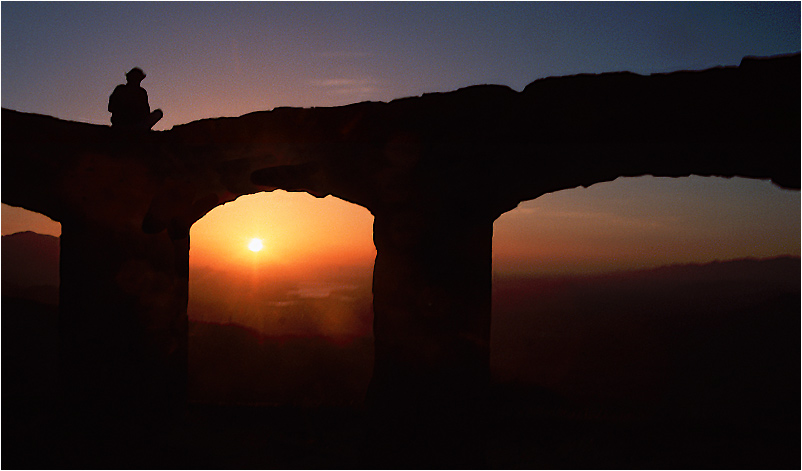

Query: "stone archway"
<box><xmin>1</xmin><ymin>54</ymin><xmax>797</xmax><ymax>466</ymax></box>
<box><xmin>186</xmin><ymin>191</ymin><xmax>377</xmax><ymax>406</ymax></box>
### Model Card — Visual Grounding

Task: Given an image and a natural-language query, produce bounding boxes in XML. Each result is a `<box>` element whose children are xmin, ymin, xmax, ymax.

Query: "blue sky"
<box><xmin>3</xmin><ymin>2</ymin><xmax>799</xmax><ymax>127</ymax></box>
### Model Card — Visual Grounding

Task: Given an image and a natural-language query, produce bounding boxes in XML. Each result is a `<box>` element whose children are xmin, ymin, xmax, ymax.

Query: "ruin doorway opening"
<box><xmin>1</xmin><ymin>205</ymin><xmax>61</xmax><ymax>300</ymax></box>
<box><xmin>1</xmin><ymin>205</ymin><xmax>62</xmax><ymax>443</ymax></box>
<box><xmin>489</xmin><ymin>175</ymin><xmax>799</xmax><ymax>430</ymax></box>
<box><xmin>187</xmin><ymin>191</ymin><xmax>377</xmax><ymax>406</ymax></box>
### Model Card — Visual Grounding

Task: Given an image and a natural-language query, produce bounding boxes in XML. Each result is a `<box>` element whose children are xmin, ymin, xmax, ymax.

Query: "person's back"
<box><xmin>108</xmin><ymin>68</ymin><xmax>162</xmax><ymax>131</ymax></box>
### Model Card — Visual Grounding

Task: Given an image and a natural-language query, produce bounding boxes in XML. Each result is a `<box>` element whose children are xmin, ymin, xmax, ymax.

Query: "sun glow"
<box><xmin>188</xmin><ymin>191</ymin><xmax>376</xmax><ymax>272</ymax></box>
<box><xmin>248</xmin><ymin>238</ymin><xmax>264</xmax><ymax>252</ymax></box>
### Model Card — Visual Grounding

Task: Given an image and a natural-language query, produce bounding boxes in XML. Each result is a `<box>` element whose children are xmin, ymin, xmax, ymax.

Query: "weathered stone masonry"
<box><xmin>2</xmin><ymin>54</ymin><xmax>798</xmax><ymax>464</ymax></box>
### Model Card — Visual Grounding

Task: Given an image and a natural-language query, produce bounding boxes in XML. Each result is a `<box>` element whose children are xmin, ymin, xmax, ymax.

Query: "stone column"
<box><xmin>58</xmin><ymin>219</ymin><xmax>188</xmax><ymax>466</ymax></box>
<box><xmin>367</xmin><ymin>205</ymin><xmax>494</xmax><ymax>466</ymax></box>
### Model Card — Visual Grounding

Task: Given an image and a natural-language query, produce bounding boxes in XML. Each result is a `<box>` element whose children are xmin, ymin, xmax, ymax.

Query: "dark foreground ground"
<box><xmin>181</xmin><ymin>388</ymin><xmax>798</xmax><ymax>469</ymax></box>
<box><xmin>3</xmin><ymin>257</ymin><xmax>800</xmax><ymax>469</ymax></box>
<box><xmin>3</xmin><ymin>394</ymin><xmax>798</xmax><ymax>469</ymax></box>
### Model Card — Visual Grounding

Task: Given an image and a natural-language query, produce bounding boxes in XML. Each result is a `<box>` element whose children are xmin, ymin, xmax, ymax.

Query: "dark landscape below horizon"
<box><xmin>2</xmin><ymin>230</ymin><xmax>799</xmax><ymax>468</ymax></box>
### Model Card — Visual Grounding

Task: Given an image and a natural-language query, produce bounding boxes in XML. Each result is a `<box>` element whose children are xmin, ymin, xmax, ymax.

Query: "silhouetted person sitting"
<box><xmin>108</xmin><ymin>67</ymin><xmax>163</xmax><ymax>131</ymax></box>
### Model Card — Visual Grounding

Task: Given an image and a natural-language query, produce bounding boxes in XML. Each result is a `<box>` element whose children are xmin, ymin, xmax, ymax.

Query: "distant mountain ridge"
<box><xmin>2</xmin><ymin>230</ymin><xmax>798</xmax><ymax>291</ymax></box>
<box><xmin>2</xmin><ymin>231</ymin><xmax>59</xmax><ymax>303</ymax></box>
<box><xmin>491</xmin><ymin>255</ymin><xmax>800</xmax><ymax>287</ymax></box>
<box><xmin>596</xmin><ymin>255</ymin><xmax>800</xmax><ymax>284</ymax></box>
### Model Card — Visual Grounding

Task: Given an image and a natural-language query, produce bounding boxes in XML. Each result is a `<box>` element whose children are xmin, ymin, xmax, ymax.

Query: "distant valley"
<box><xmin>1</xmin><ymin>231</ymin><xmax>59</xmax><ymax>304</ymax></box>
<box><xmin>3</xmin><ymin>231</ymin><xmax>799</xmax><ymax>417</ymax></box>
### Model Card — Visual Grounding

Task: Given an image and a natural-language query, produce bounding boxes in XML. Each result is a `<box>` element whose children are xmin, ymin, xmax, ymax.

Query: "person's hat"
<box><xmin>126</xmin><ymin>67</ymin><xmax>146</xmax><ymax>81</ymax></box>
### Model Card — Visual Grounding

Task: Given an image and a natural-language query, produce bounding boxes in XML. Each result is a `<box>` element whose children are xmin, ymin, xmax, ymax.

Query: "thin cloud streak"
<box><xmin>309</xmin><ymin>77</ymin><xmax>382</xmax><ymax>100</ymax></box>
<box><xmin>309</xmin><ymin>77</ymin><xmax>378</xmax><ymax>88</ymax></box>
<box><xmin>316</xmin><ymin>51</ymin><xmax>374</xmax><ymax>59</ymax></box>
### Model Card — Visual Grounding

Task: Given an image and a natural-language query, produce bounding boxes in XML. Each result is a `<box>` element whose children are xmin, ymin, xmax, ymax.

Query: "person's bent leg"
<box><xmin>147</xmin><ymin>109</ymin><xmax>163</xmax><ymax>129</ymax></box>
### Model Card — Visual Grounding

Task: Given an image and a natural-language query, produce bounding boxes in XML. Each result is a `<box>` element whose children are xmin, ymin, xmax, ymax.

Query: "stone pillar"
<box><xmin>58</xmin><ymin>220</ymin><xmax>188</xmax><ymax>467</ymax></box>
<box><xmin>367</xmin><ymin>206</ymin><xmax>494</xmax><ymax>466</ymax></box>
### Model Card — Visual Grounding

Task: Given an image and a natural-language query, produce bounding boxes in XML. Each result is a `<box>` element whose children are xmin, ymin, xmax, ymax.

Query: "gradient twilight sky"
<box><xmin>2</xmin><ymin>2</ymin><xmax>800</xmax><ymax>274</ymax></box>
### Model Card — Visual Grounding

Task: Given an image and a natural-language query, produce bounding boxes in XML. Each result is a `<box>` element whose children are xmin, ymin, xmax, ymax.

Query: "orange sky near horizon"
<box><xmin>494</xmin><ymin>176</ymin><xmax>800</xmax><ymax>274</ymax></box>
<box><xmin>2</xmin><ymin>2</ymin><xmax>799</xmax><ymax>279</ymax></box>
<box><xmin>188</xmin><ymin>191</ymin><xmax>376</xmax><ymax>274</ymax></box>
<box><xmin>2</xmin><ymin>175</ymin><xmax>798</xmax><ymax>277</ymax></box>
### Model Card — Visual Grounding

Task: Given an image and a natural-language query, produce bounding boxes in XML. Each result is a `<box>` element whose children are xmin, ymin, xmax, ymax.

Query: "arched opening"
<box><xmin>489</xmin><ymin>176</ymin><xmax>800</xmax><ymax>465</ymax></box>
<box><xmin>1</xmin><ymin>204</ymin><xmax>61</xmax><ymax>300</ymax></box>
<box><xmin>187</xmin><ymin>191</ymin><xmax>377</xmax><ymax>406</ymax></box>
<box><xmin>1</xmin><ymin>205</ymin><xmax>62</xmax><ymax>443</ymax></box>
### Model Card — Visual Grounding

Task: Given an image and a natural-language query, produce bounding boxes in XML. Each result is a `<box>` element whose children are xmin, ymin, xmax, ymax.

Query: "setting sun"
<box><xmin>188</xmin><ymin>192</ymin><xmax>376</xmax><ymax>272</ymax></box>
<box><xmin>248</xmin><ymin>238</ymin><xmax>264</xmax><ymax>252</ymax></box>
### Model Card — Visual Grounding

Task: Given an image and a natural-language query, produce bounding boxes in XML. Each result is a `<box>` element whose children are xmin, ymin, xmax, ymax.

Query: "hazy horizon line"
<box><xmin>4</xmin><ymin>229</ymin><xmax>798</xmax><ymax>279</ymax></box>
